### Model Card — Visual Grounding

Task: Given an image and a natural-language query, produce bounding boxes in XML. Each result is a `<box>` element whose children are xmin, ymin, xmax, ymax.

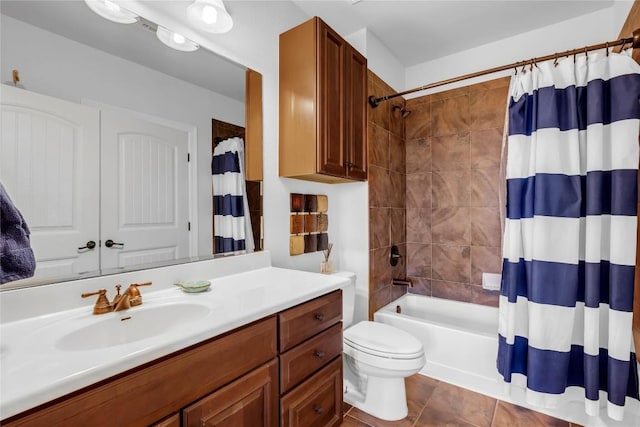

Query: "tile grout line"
<box><xmin>489</xmin><ymin>398</ymin><xmax>500</xmax><ymax>427</ymax></box>
<box><xmin>411</xmin><ymin>378</ymin><xmax>440</xmax><ymax>427</ymax></box>
<box><xmin>410</xmin><ymin>401</ymin><xmax>429</xmax><ymax>427</ymax></box>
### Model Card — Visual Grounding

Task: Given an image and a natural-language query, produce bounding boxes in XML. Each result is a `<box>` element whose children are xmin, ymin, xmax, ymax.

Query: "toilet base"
<box><xmin>344</xmin><ymin>374</ymin><xmax>408</xmax><ymax>421</ymax></box>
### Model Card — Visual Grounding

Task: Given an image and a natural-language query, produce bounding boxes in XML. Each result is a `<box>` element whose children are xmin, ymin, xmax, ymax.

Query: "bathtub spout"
<box><xmin>392</xmin><ymin>278</ymin><xmax>413</xmax><ymax>287</ymax></box>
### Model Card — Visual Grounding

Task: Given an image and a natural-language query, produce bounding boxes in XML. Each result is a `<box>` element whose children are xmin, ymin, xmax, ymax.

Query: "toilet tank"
<box><xmin>332</xmin><ymin>271</ymin><xmax>356</xmax><ymax>328</ymax></box>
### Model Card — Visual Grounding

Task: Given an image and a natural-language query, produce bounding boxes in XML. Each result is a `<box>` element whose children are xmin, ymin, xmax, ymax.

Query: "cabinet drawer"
<box><xmin>279</xmin><ymin>290</ymin><xmax>341</xmax><ymax>352</ymax></box>
<box><xmin>183</xmin><ymin>359</ymin><xmax>279</xmax><ymax>427</ymax></box>
<box><xmin>280</xmin><ymin>322</ymin><xmax>342</xmax><ymax>393</ymax></box>
<box><xmin>280</xmin><ymin>357</ymin><xmax>342</xmax><ymax>427</ymax></box>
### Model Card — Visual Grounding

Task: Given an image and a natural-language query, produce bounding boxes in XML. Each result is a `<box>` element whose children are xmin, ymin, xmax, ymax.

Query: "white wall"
<box><xmin>1</xmin><ymin>16</ymin><xmax>245</xmax><ymax>257</ymax></box>
<box><xmin>405</xmin><ymin>1</ymin><xmax>634</xmax><ymax>96</ymax></box>
<box><xmin>361</xmin><ymin>29</ymin><xmax>405</xmax><ymax>93</ymax></box>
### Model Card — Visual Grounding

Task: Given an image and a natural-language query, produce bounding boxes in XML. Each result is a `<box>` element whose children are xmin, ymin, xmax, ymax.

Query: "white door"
<box><xmin>100</xmin><ymin>109</ymin><xmax>189</xmax><ymax>271</ymax></box>
<box><xmin>0</xmin><ymin>85</ymin><xmax>100</xmax><ymax>280</ymax></box>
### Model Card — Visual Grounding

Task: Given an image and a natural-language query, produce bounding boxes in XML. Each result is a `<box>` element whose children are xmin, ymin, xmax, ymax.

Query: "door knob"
<box><xmin>77</xmin><ymin>240</ymin><xmax>96</xmax><ymax>251</ymax></box>
<box><xmin>105</xmin><ymin>239</ymin><xmax>124</xmax><ymax>248</ymax></box>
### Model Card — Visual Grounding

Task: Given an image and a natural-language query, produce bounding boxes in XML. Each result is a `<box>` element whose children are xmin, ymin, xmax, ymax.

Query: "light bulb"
<box><xmin>202</xmin><ymin>5</ymin><xmax>218</xmax><ymax>24</ymax></box>
<box><xmin>85</xmin><ymin>0</ymin><xmax>138</xmax><ymax>24</ymax></box>
<box><xmin>172</xmin><ymin>33</ymin><xmax>186</xmax><ymax>44</ymax></box>
<box><xmin>104</xmin><ymin>0</ymin><xmax>120</xmax><ymax>13</ymax></box>
<box><xmin>156</xmin><ymin>26</ymin><xmax>199</xmax><ymax>52</ymax></box>
<box><xmin>186</xmin><ymin>0</ymin><xmax>233</xmax><ymax>33</ymax></box>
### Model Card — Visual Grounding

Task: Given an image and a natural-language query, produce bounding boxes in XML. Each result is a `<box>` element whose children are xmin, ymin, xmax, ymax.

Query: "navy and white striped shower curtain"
<box><xmin>498</xmin><ymin>51</ymin><xmax>640</xmax><ymax>421</ymax></box>
<box><xmin>212</xmin><ymin>137</ymin><xmax>254</xmax><ymax>255</ymax></box>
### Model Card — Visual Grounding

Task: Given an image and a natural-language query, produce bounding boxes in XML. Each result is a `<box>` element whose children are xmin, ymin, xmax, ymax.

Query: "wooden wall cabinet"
<box><xmin>279</xmin><ymin>17</ymin><xmax>367</xmax><ymax>183</ymax></box>
<box><xmin>245</xmin><ymin>68</ymin><xmax>263</xmax><ymax>181</ymax></box>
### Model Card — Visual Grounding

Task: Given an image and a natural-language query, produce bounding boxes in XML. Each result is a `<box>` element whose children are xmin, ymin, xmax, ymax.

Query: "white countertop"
<box><xmin>0</xmin><ymin>266</ymin><xmax>348</xmax><ymax>420</ymax></box>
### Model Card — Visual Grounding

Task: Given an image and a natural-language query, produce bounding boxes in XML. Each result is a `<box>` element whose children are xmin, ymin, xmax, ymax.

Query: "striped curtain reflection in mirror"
<box><xmin>498</xmin><ymin>51</ymin><xmax>640</xmax><ymax>421</ymax></box>
<box><xmin>212</xmin><ymin>137</ymin><xmax>254</xmax><ymax>255</ymax></box>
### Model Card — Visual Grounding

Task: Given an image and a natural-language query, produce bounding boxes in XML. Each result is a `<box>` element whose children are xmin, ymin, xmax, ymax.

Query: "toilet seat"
<box><xmin>344</xmin><ymin>321</ymin><xmax>424</xmax><ymax>360</ymax></box>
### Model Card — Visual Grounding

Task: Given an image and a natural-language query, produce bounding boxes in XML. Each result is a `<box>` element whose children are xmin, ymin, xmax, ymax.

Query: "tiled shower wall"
<box><xmin>404</xmin><ymin>77</ymin><xmax>510</xmax><ymax>307</ymax></box>
<box><xmin>367</xmin><ymin>71</ymin><xmax>407</xmax><ymax>319</ymax></box>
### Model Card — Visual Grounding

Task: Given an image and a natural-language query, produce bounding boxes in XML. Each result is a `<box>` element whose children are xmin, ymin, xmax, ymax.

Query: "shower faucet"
<box><xmin>390</xmin><ymin>245</ymin><xmax>403</xmax><ymax>267</ymax></box>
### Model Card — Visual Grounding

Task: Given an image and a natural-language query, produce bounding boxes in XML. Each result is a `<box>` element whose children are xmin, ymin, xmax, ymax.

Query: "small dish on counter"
<box><xmin>174</xmin><ymin>280</ymin><xmax>211</xmax><ymax>293</ymax></box>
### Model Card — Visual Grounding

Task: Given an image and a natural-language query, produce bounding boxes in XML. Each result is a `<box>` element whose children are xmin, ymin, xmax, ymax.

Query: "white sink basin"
<box><xmin>56</xmin><ymin>303</ymin><xmax>211</xmax><ymax>351</ymax></box>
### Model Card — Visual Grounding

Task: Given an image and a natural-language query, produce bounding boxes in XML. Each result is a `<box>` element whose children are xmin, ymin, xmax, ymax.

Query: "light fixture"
<box><xmin>186</xmin><ymin>0</ymin><xmax>233</xmax><ymax>34</ymax></box>
<box><xmin>84</xmin><ymin>0</ymin><xmax>138</xmax><ymax>24</ymax></box>
<box><xmin>156</xmin><ymin>26</ymin><xmax>199</xmax><ymax>52</ymax></box>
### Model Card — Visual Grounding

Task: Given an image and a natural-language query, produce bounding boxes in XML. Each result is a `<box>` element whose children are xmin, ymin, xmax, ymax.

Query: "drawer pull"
<box><xmin>314</xmin><ymin>406</ymin><xmax>324</xmax><ymax>415</ymax></box>
<box><xmin>314</xmin><ymin>350</ymin><xmax>325</xmax><ymax>358</ymax></box>
<box><xmin>314</xmin><ymin>313</ymin><xmax>325</xmax><ymax>321</ymax></box>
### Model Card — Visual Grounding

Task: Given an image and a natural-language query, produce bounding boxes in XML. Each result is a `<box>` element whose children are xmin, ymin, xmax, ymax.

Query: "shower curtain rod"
<box><xmin>368</xmin><ymin>28</ymin><xmax>640</xmax><ymax>108</ymax></box>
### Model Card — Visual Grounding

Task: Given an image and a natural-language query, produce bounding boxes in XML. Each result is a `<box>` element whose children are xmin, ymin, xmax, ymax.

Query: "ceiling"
<box><xmin>290</xmin><ymin>0</ymin><xmax>616</xmax><ymax>67</ymax></box>
<box><xmin>0</xmin><ymin>0</ymin><xmax>247</xmax><ymax>102</ymax></box>
<box><xmin>1</xmin><ymin>0</ymin><xmax>619</xmax><ymax>99</ymax></box>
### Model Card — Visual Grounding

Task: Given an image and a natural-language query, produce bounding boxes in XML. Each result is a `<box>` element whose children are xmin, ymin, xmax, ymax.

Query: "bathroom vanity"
<box><xmin>0</xmin><ymin>253</ymin><xmax>346</xmax><ymax>427</ymax></box>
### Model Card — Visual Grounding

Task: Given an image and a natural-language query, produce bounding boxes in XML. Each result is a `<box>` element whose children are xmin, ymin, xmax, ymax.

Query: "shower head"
<box><xmin>392</xmin><ymin>105</ymin><xmax>411</xmax><ymax>119</ymax></box>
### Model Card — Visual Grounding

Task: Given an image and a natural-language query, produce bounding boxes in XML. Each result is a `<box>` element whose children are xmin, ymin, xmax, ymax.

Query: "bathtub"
<box><xmin>374</xmin><ymin>294</ymin><xmax>640</xmax><ymax>427</ymax></box>
<box><xmin>374</xmin><ymin>294</ymin><xmax>499</xmax><ymax>387</ymax></box>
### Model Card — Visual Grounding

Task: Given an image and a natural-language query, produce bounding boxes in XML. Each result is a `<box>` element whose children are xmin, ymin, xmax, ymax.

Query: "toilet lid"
<box><xmin>344</xmin><ymin>321</ymin><xmax>424</xmax><ymax>359</ymax></box>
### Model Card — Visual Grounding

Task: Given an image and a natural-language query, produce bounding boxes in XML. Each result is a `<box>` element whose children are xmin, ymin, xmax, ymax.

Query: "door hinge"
<box><xmin>188</xmin><ymin>221</ymin><xmax>191</xmax><ymax>231</ymax></box>
<box><xmin>187</xmin><ymin>153</ymin><xmax>190</xmax><ymax>162</ymax></box>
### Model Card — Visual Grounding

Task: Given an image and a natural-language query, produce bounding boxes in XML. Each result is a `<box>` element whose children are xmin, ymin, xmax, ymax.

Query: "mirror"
<box><xmin>0</xmin><ymin>0</ymin><xmax>262</xmax><ymax>289</ymax></box>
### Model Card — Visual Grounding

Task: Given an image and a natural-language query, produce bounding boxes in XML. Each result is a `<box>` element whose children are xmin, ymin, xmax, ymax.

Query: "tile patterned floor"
<box><xmin>341</xmin><ymin>374</ymin><xmax>584</xmax><ymax>427</ymax></box>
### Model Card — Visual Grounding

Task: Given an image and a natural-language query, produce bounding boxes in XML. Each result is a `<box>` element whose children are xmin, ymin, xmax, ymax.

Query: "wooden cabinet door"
<box><xmin>183</xmin><ymin>359</ymin><xmax>279</xmax><ymax>427</ymax></box>
<box><xmin>280</xmin><ymin>357</ymin><xmax>343</xmax><ymax>427</ymax></box>
<box><xmin>245</xmin><ymin>68</ymin><xmax>263</xmax><ymax>181</ymax></box>
<box><xmin>317</xmin><ymin>20</ymin><xmax>347</xmax><ymax>178</ymax></box>
<box><xmin>344</xmin><ymin>44</ymin><xmax>368</xmax><ymax>181</ymax></box>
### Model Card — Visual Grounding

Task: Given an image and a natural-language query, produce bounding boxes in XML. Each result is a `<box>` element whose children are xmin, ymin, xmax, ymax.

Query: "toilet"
<box><xmin>335</xmin><ymin>271</ymin><xmax>425</xmax><ymax>421</ymax></box>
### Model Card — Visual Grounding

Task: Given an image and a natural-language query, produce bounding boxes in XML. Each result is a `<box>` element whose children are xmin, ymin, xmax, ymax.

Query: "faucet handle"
<box><xmin>127</xmin><ymin>281</ymin><xmax>152</xmax><ymax>306</ymax></box>
<box><xmin>81</xmin><ymin>289</ymin><xmax>113</xmax><ymax>315</ymax></box>
<box><xmin>112</xmin><ymin>285</ymin><xmax>123</xmax><ymax>306</ymax></box>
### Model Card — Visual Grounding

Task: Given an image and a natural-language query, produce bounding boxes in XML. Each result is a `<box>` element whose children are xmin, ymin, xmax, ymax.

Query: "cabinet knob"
<box><xmin>314</xmin><ymin>406</ymin><xmax>324</xmax><ymax>415</ymax></box>
<box><xmin>345</xmin><ymin>162</ymin><xmax>353</xmax><ymax>168</ymax></box>
<box><xmin>314</xmin><ymin>313</ymin><xmax>325</xmax><ymax>321</ymax></box>
<box><xmin>314</xmin><ymin>350</ymin><xmax>325</xmax><ymax>359</ymax></box>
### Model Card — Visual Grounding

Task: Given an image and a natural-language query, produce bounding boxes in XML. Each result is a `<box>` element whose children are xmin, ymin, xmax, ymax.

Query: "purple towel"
<box><xmin>0</xmin><ymin>182</ymin><xmax>35</xmax><ymax>284</ymax></box>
